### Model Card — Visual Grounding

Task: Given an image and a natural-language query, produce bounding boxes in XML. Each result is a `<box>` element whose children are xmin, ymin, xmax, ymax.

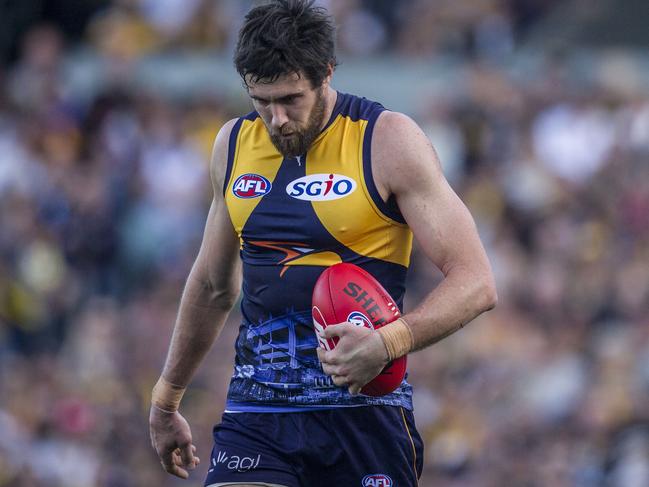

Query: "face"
<box><xmin>246</xmin><ymin>72</ymin><xmax>328</xmax><ymax>159</ymax></box>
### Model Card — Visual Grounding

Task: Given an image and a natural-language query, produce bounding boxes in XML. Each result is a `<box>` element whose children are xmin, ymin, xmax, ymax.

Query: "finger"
<box><xmin>348</xmin><ymin>384</ymin><xmax>362</xmax><ymax>396</ymax></box>
<box><xmin>169</xmin><ymin>464</ymin><xmax>189</xmax><ymax>479</ymax></box>
<box><xmin>323</xmin><ymin>323</ymin><xmax>348</xmax><ymax>339</ymax></box>
<box><xmin>191</xmin><ymin>445</ymin><xmax>201</xmax><ymax>466</ymax></box>
<box><xmin>317</xmin><ymin>348</ymin><xmax>338</xmax><ymax>365</ymax></box>
<box><xmin>173</xmin><ymin>448</ymin><xmax>199</xmax><ymax>468</ymax></box>
<box><xmin>172</xmin><ymin>450</ymin><xmax>183</xmax><ymax>466</ymax></box>
<box><xmin>321</xmin><ymin>362</ymin><xmax>337</xmax><ymax>376</ymax></box>
<box><xmin>161</xmin><ymin>456</ymin><xmax>189</xmax><ymax>479</ymax></box>
<box><xmin>316</xmin><ymin>347</ymin><xmax>326</xmax><ymax>362</ymax></box>
<box><xmin>331</xmin><ymin>375</ymin><xmax>347</xmax><ymax>387</ymax></box>
<box><xmin>172</xmin><ymin>450</ymin><xmax>196</xmax><ymax>474</ymax></box>
<box><xmin>179</xmin><ymin>442</ymin><xmax>195</xmax><ymax>468</ymax></box>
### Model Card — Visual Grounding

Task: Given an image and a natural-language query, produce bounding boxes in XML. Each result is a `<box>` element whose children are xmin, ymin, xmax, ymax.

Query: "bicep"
<box><xmin>192</xmin><ymin>195</ymin><xmax>241</xmax><ymax>287</ymax></box>
<box><xmin>191</xmin><ymin>119</ymin><xmax>242</xmax><ymax>291</ymax></box>
<box><xmin>398</xmin><ymin>166</ymin><xmax>488</xmax><ymax>276</ymax></box>
<box><xmin>376</xmin><ymin>112</ymin><xmax>490</xmax><ymax>276</ymax></box>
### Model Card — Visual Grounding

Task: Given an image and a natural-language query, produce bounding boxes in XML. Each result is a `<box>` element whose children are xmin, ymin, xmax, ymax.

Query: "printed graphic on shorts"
<box><xmin>209</xmin><ymin>450</ymin><xmax>261</xmax><ymax>473</ymax></box>
<box><xmin>362</xmin><ymin>474</ymin><xmax>393</xmax><ymax>487</ymax></box>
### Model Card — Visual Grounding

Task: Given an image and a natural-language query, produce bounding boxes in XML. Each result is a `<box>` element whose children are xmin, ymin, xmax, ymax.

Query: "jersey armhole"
<box><xmin>222</xmin><ymin>117</ymin><xmax>245</xmax><ymax>196</ymax></box>
<box><xmin>361</xmin><ymin>109</ymin><xmax>407</xmax><ymax>224</ymax></box>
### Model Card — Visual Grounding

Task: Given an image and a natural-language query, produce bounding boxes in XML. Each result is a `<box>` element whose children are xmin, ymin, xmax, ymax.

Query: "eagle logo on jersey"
<box><xmin>248</xmin><ymin>241</ymin><xmax>341</xmax><ymax>277</ymax></box>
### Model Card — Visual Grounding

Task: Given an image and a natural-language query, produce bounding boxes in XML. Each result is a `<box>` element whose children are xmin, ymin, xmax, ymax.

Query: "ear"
<box><xmin>322</xmin><ymin>63</ymin><xmax>334</xmax><ymax>87</ymax></box>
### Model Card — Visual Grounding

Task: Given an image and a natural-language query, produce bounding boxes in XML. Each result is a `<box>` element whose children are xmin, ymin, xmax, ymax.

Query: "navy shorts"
<box><xmin>204</xmin><ymin>406</ymin><xmax>423</xmax><ymax>487</ymax></box>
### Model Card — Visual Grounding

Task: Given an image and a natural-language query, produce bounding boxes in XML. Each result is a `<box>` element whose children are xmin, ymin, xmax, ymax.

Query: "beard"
<box><xmin>269</xmin><ymin>89</ymin><xmax>326</xmax><ymax>159</ymax></box>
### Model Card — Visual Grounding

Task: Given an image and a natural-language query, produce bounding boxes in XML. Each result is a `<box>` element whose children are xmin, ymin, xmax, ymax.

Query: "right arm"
<box><xmin>149</xmin><ymin>118</ymin><xmax>241</xmax><ymax>479</ymax></box>
<box><xmin>158</xmin><ymin>118</ymin><xmax>242</xmax><ymax>390</ymax></box>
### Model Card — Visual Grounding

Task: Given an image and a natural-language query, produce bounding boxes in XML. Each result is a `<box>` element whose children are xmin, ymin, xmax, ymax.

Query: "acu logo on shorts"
<box><xmin>362</xmin><ymin>474</ymin><xmax>393</xmax><ymax>487</ymax></box>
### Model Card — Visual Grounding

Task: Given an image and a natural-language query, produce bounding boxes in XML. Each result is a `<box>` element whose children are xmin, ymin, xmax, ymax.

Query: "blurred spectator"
<box><xmin>7</xmin><ymin>24</ymin><xmax>65</xmax><ymax>112</ymax></box>
<box><xmin>1</xmin><ymin>1</ymin><xmax>649</xmax><ymax>486</ymax></box>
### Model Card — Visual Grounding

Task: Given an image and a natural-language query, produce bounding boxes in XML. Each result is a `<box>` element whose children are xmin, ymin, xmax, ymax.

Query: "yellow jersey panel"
<box><xmin>224</xmin><ymin>117</ymin><xmax>284</xmax><ymax>239</ymax></box>
<box><xmin>308</xmin><ymin>115</ymin><xmax>412</xmax><ymax>267</ymax></box>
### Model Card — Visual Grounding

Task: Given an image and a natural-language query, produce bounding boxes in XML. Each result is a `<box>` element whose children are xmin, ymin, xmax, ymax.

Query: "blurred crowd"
<box><xmin>1</xmin><ymin>0</ymin><xmax>562</xmax><ymax>64</ymax></box>
<box><xmin>1</xmin><ymin>1</ymin><xmax>649</xmax><ymax>486</ymax></box>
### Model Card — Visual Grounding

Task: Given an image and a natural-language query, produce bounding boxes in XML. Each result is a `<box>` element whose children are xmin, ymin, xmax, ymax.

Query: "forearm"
<box><xmin>402</xmin><ymin>266</ymin><xmax>497</xmax><ymax>352</ymax></box>
<box><xmin>161</xmin><ymin>272</ymin><xmax>239</xmax><ymax>387</ymax></box>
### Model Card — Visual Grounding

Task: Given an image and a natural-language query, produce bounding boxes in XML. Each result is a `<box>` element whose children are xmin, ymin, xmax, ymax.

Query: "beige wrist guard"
<box><xmin>151</xmin><ymin>376</ymin><xmax>186</xmax><ymax>413</ymax></box>
<box><xmin>377</xmin><ymin>318</ymin><xmax>414</xmax><ymax>361</ymax></box>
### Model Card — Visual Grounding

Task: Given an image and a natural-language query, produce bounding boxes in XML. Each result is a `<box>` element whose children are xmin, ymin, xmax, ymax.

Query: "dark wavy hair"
<box><xmin>234</xmin><ymin>0</ymin><xmax>337</xmax><ymax>88</ymax></box>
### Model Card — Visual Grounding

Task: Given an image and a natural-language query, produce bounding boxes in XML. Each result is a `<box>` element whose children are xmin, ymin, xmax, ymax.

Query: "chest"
<box><xmin>225</xmin><ymin>118</ymin><xmax>373</xmax><ymax>247</ymax></box>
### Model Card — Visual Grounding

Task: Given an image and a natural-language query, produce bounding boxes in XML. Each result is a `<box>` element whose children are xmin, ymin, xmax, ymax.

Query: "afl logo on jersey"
<box><xmin>232</xmin><ymin>174</ymin><xmax>272</xmax><ymax>199</ymax></box>
<box><xmin>286</xmin><ymin>173</ymin><xmax>356</xmax><ymax>201</ymax></box>
<box><xmin>362</xmin><ymin>474</ymin><xmax>393</xmax><ymax>487</ymax></box>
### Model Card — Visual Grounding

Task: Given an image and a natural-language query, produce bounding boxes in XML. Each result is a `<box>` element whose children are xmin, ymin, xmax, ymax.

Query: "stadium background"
<box><xmin>1</xmin><ymin>0</ymin><xmax>648</xmax><ymax>485</ymax></box>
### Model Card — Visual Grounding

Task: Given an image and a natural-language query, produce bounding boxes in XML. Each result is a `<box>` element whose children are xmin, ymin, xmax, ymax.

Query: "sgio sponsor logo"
<box><xmin>286</xmin><ymin>173</ymin><xmax>356</xmax><ymax>201</ymax></box>
<box><xmin>210</xmin><ymin>450</ymin><xmax>261</xmax><ymax>473</ymax></box>
<box><xmin>362</xmin><ymin>474</ymin><xmax>393</xmax><ymax>487</ymax></box>
<box><xmin>232</xmin><ymin>173</ymin><xmax>272</xmax><ymax>198</ymax></box>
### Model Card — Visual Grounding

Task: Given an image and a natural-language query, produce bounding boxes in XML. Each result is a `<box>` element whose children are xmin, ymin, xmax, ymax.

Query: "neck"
<box><xmin>319</xmin><ymin>86</ymin><xmax>338</xmax><ymax>131</ymax></box>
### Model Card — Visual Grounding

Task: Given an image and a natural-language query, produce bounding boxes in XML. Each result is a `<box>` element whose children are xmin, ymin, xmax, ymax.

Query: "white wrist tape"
<box><xmin>377</xmin><ymin>318</ymin><xmax>414</xmax><ymax>361</ymax></box>
<box><xmin>151</xmin><ymin>376</ymin><xmax>186</xmax><ymax>413</ymax></box>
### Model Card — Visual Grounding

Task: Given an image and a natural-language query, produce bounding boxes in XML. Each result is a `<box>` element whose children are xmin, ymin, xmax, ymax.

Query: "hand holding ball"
<box><xmin>312</xmin><ymin>263</ymin><xmax>408</xmax><ymax>396</ymax></box>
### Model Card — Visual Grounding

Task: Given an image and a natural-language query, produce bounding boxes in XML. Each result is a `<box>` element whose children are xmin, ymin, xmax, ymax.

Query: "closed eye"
<box><xmin>251</xmin><ymin>93</ymin><xmax>304</xmax><ymax>105</ymax></box>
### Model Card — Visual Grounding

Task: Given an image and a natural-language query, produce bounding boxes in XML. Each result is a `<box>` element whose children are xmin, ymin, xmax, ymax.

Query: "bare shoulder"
<box><xmin>372</xmin><ymin>111</ymin><xmax>443</xmax><ymax>196</ymax></box>
<box><xmin>374</xmin><ymin>111</ymin><xmax>426</xmax><ymax>147</ymax></box>
<box><xmin>210</xmin><ymin>118</ymin><xmax>239</xmax><ymax>194</ymax></box>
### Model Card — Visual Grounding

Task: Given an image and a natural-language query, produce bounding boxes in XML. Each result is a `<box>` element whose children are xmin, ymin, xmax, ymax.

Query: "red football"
<box><xmin>312</xmin><ymin>263</ymin><xmax>407</xmax><ymax>396</ymax></box>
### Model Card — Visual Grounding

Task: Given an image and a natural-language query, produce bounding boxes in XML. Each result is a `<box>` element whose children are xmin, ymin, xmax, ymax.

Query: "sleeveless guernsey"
<box><xmin>223</xmin><ymin>92</ymin><xmax>413</xmax><ymax>412</ymax></box>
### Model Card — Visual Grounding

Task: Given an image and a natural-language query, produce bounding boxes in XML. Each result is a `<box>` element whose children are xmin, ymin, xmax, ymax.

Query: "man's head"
<box><xmin>234</xmin><ymin>0</ymin><xmax>337</xmax><ymax>158</ymax></box>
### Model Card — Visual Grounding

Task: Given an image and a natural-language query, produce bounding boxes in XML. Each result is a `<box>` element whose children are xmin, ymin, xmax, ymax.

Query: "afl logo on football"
<box><xmin>232</xmin><ymin>174</ymin><xmax>272</xmax><ymax>199</ymax></box>
<box><xmin>347</xmin><ymin>311</ymin><xmax>374</xmax><ymax>330</ymax></box>
<box><xmin>362</xmin><ymin>474</ymin><xmax>393</xmax><ymax>487</ymax></box>
<box><xmin>286</xmin><ymin>173</ymin><xmax>356</xmax><ymax>201</ymax></box>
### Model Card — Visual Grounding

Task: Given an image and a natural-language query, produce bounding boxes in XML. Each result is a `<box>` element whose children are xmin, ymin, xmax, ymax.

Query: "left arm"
<box><xmin>377</xmin><ymin>111</ymin><xmax>497</xmax><ymax>349</ymax></box>
<box><xmin>318</xmin><ymin>111</ymin><xmax>497</xmax><ymax>393</ymax></box>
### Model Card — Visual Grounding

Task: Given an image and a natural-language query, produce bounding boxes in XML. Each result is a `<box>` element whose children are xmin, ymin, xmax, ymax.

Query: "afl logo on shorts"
<box><xmin>347</xmin><ymin>311</ymin><xmax>374</xmax><ymax>330</ymax></box>
<box><xmin>286</xmin><ymin>173</ymin><xmax>356</xmax><ymax>201</ymax></box>
<box><xmin>362</xmin><ymin>474</ymin><xmax>393</xmax><ymax>487</ymax></box>
<box><xmin>232</xmin><ymin>174</ymin><xmax>272</xmax><ymax>199</ymax></box>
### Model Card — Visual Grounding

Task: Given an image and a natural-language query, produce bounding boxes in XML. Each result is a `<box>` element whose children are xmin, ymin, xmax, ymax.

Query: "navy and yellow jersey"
<box><xmin>222</xmin><ymin>92</ymin><xmax>414</xmax><ymax>412</ymax></box>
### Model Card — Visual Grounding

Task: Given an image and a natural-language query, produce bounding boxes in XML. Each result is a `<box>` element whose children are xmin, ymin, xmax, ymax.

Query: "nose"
<box><xmin>270</xmin><ymin>104</ymin><xmax>289</xmax><ymax>131</ymax></box>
